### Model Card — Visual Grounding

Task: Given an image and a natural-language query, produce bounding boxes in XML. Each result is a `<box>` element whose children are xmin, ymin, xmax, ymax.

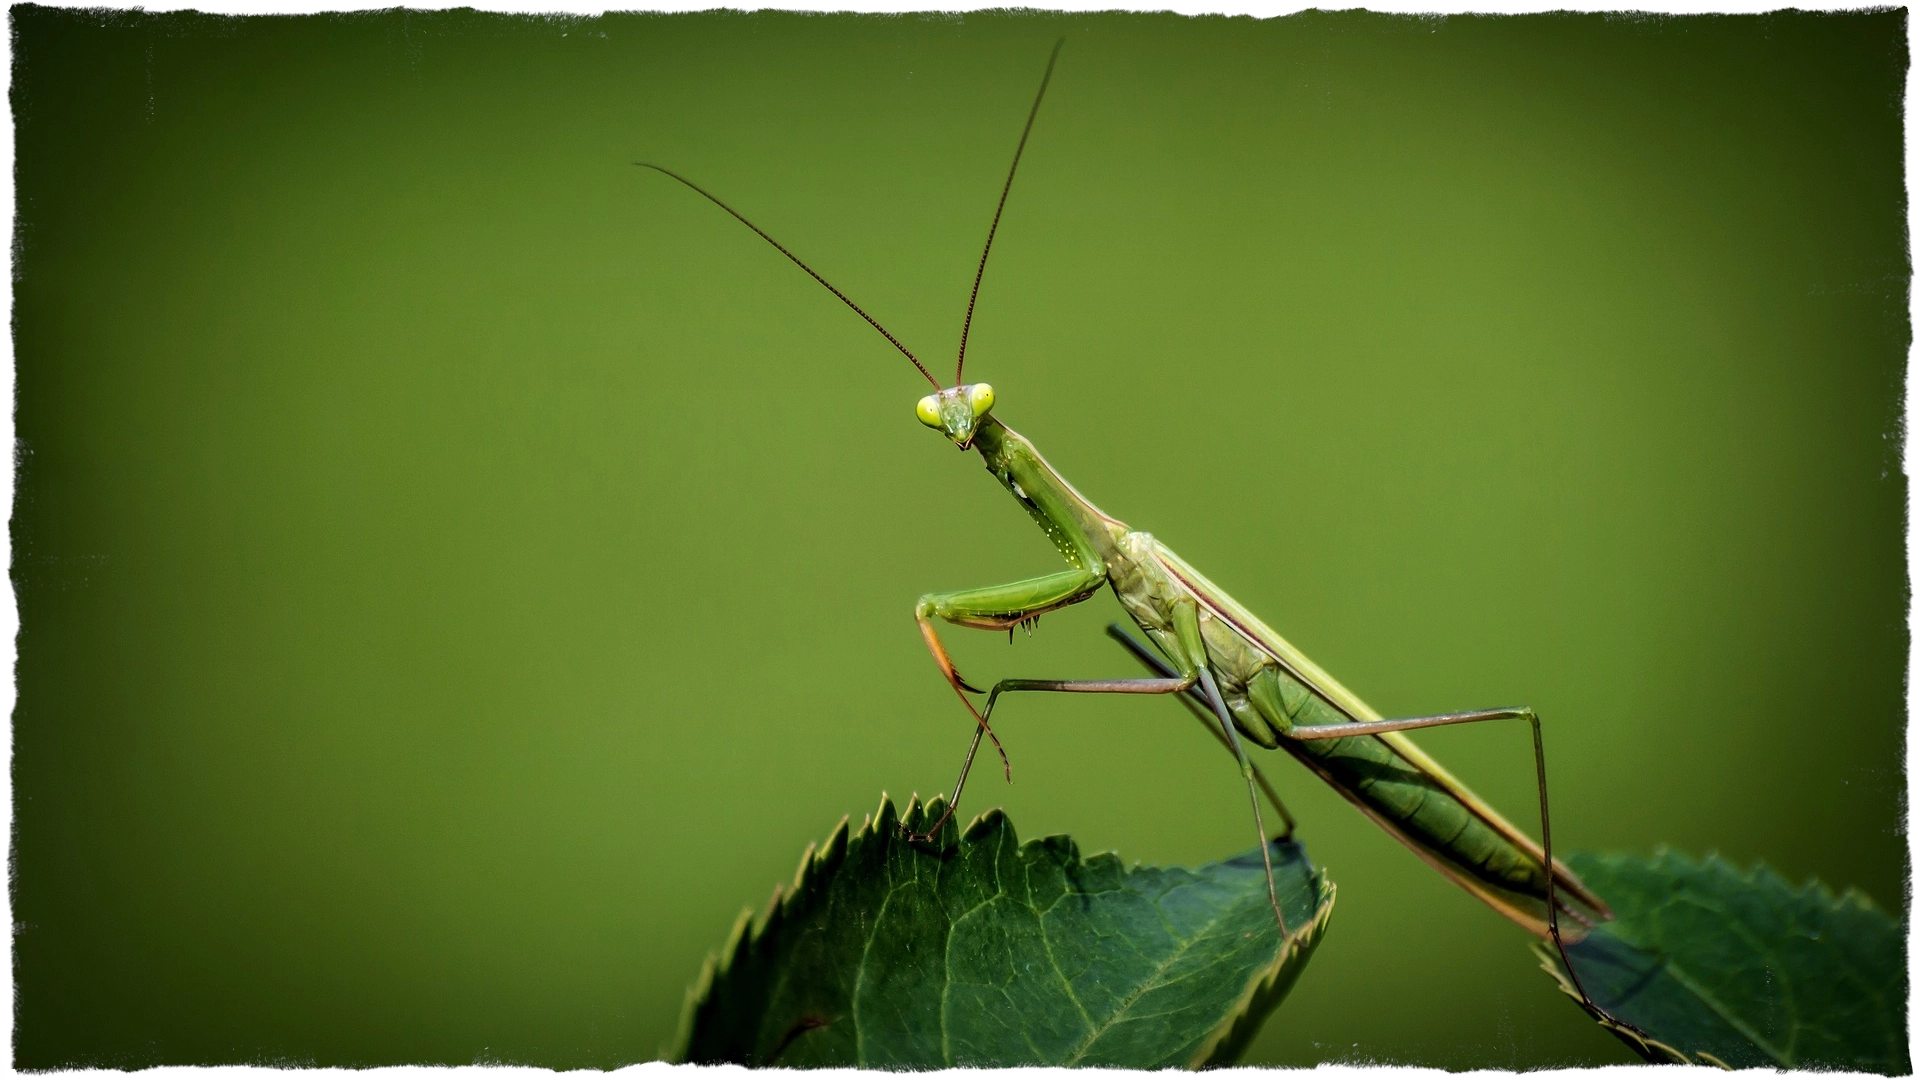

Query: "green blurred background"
<box><xmin>12</xmin><ymin>5</ymin><xmax>1907</xmax><ymax>1068</ymax></box>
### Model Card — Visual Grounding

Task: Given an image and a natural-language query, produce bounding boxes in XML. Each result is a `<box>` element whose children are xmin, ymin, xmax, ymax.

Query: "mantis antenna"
<box><xmin>955</xmin><ymin>39</ymin><xmax>1065</xmax><ymax>386</ymax></box>
<box><xmin>633</xmin><ymin>160</ymin><xmax>942</xmax><ymax>390</ymax></box>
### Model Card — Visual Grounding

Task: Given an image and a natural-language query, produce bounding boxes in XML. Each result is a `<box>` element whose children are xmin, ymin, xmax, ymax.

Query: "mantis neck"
<box><xmin>971</xmin><ymin>418</ymin><xmax>1130</xmax><ymax>575</ymax></box>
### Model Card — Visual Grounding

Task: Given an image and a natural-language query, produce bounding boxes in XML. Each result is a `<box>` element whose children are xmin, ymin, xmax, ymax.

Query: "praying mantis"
<box><xmin>638</xmin><ymin>40</ymin><xmax>1632</xmax><ymax>1032</ymax></box>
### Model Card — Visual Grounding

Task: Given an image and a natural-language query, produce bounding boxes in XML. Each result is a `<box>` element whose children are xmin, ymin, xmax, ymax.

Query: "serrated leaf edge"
<box><xmin>1194</xmin><ymin>873</ymin><xmax>1338</xmax><ymax>1068</ymax></box>
<box><xmin>1537</xmin><ymin>848</ymin><xmax>1904</xmax><ymax>1069</ymax></box>
<box><xmin>1530</xmin><ymin>940</ymin><xmax>1705</xmax><ymax>1066</ymax></box>
<box><xmin>668</xmin><ymin>791</ymin><xmax>957</xmax><ymax>1063</ymax></box>
<box><xmin>673</xmin><ymin>793</ymin><xmax>1330</xmax><ymax>1067</ymax></box>
<box><xmin>1597</xmin><ymin>846</ymin><xmax>1895</xmax><ymax>922</ymax></box>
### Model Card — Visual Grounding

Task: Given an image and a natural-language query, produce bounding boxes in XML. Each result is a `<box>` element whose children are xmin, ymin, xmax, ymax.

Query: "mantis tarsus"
<box><xmin>639</xmin><ymin>40</ymin><xmax>1638</xmax><ymax>1040</ymax></box>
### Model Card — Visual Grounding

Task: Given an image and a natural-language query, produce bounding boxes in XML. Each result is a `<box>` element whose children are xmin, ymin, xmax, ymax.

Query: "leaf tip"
<box><xmin>1193</xmin><ymin>866</ymin><xmax>1338</xmax><ymax>1068</ymax></box>
<box><xmin>816</xmin><ymin>814</ymin><xmax>852</xmax><ymax>874</ymax></box>
<box><xmin>874</xmin><ymin>791</ymin><xmax>902</xmax><ymax>835</ymax></box>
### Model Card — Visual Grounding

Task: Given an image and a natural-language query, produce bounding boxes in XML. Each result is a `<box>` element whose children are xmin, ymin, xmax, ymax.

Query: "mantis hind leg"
<box><xmin>1287</xmin><ymin>708</ymin><xmax>1650</xmax><ymax>1043</ymax></box>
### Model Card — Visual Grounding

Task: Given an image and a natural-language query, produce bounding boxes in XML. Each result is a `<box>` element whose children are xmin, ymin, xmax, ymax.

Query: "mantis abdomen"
<box><xmin>1253</xmin><ymin>672</ymin><xmax>1545</xmax><ymax>895</ymax></box>
<box><xmin>1142</xmin><ymin>534</ymin><xmax>1607</xmax><ymax>934</ymax></box>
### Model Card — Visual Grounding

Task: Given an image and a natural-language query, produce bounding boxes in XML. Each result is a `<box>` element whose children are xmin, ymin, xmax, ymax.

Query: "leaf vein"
<box><xmin>1060</xmin><ymin>884</ymin><xmax>1254</xmax><ymax>1066</ymax></box>
<box><xmin>850</xmin><ymin>856</ymin><xmax>902</xmax><ymax>1068</ymax></box>
<box><xmin>1662</xmin><ymin>959</ymin><xmax>1792</xmax><ymax>1066</ymax></box>
<box><xmin>1034</xmin><ymin>898</ymin><xmax>1097</xmax><ymax>1036</ymax></box>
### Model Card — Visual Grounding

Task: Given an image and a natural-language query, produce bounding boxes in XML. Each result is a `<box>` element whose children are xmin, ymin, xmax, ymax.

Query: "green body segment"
<box><xmin>1251</xmin><ymin>667</ymin><xmax>1541</xmax><ymax>895</ymax></box>
<box><xmin>929</xmin><ymin>418</ymin><xmax>1598</xmax><ymax>935</ymax></box>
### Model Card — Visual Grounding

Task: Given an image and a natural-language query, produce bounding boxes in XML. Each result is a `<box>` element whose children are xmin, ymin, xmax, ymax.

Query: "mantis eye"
<box><xmin>967</xmin><ymin>383</ymin><xmax>995</xmax><ymax>417</ymax></box>
<box><xmin>915</xmin><ymin>394</ymin><xmax>943</xmax><ymax>428</ymax></box>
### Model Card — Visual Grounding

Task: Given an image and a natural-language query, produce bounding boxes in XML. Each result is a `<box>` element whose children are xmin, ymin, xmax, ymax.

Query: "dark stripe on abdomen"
<box><xmin>1253</xmin><ymin>666</ymin><xmax>1543</xmax><ymax>895</ymax></box>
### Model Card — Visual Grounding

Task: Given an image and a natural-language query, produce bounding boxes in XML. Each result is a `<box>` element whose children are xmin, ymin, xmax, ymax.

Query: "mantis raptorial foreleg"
<box><xmin>907</xmin><ymin>564</ymin><xmax>1161</xmax><ymax>844</ymax></box>
<box><xmin>910</xmin><ymin>568</ymin><xmax>1106</xmax><ymax>804</ymax></box>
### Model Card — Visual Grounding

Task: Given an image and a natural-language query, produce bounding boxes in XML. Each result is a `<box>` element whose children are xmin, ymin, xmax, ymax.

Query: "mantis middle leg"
<box><xmin>912</xmin><ymin>600</ymin><xmax>1291</xmax><ymax>934</ymax></box>
<box><xmin>1106</xmin><ymin>624</ymin><xmax>1298</xmax><ymax>838</ymax></box>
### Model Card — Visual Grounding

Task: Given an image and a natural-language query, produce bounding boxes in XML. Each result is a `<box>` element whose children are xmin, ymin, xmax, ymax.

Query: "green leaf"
<box><xmin>1535</xmin><ymin>849</ymin><xmax>1907</xmax><ymax>1072</ymax></box>
<box><xmin>673</xmin><ymin>794</ymin><xmax>1335</xmax><ymax>1068</ymax></box>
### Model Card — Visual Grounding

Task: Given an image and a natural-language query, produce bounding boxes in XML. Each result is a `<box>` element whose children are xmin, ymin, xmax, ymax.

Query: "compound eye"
<box><xmin>967</xmin><ymin>382</ymin><xmax>995</xmax><ymax>417</ymax></box>
<box><xmin>915</xmin><ymin>394</ymin><xmax>943</xmax><ymax>428</ymax></box>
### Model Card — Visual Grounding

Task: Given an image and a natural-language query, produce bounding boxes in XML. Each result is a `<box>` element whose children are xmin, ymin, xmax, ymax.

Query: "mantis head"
<box><xmin>916</xmin><ymin>383</ymin><xmax>996</xmax><ymax>449</ymax></box>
